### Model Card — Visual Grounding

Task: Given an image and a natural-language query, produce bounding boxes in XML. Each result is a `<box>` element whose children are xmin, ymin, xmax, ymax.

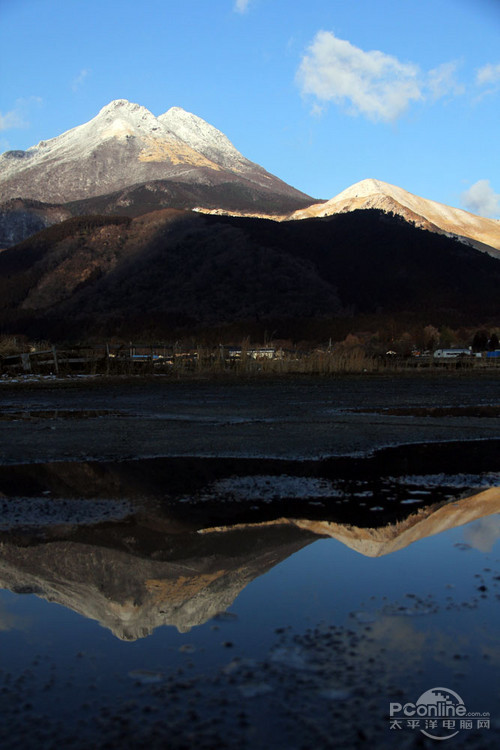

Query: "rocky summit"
<box><xmin>0</xmin><ymin>99</ymin><xmax>314</xmax><ymax>213</ymax></box>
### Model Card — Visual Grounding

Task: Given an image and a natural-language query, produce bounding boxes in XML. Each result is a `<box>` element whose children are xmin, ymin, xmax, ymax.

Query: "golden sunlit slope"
<box><xmin>290</xmin><ymin>178</ymin><xmax>500</xmax><ymax>259</ymax></box>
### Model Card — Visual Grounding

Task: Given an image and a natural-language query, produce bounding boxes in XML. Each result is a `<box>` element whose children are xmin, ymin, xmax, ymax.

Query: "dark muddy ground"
<box><xmin>0</xmin><ymin>373</ymin><xmax>498</xmax><ymax>463</ymax></box>
<box><xmin>0</xmin><ymin>373</ymin><xmax>499</xmax><ymax>749</ymax></box>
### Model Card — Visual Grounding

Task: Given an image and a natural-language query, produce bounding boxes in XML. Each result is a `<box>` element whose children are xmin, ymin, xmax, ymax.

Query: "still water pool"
<box><xmin>0</xmin><ymin>480</ymin><xmax>499</xmax><ymax>749</ymax></box>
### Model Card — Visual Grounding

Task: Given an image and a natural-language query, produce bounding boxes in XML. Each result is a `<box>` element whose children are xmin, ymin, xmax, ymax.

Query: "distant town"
<box><xmin>1</xmin><ymin>331</ymin><xmax>499</xmax><ymax>378</ymax></box>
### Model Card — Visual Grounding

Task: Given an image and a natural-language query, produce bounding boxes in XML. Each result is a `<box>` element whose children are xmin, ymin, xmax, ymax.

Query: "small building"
<box><xmin>228</xmin><ymin>347</ymin><xmax>279</xmax><ymax>360</ymax></box>
<box><xmin>433</xmin><ymin>348</ymin><xmax>481</xmax><ymax>360</ymax></box>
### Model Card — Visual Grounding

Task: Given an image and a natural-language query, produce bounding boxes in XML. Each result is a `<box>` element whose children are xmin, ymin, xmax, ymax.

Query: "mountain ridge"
<box><xmin>0</xmin><ymin>99</ymin><xmax>314</xmax><ymax>210</ymax></box>
<box><xmin>1</xmin><ymin>102</ymin><xmax>499</xmax><ymax>260</ymax></box>
<box><xmin>1</xmin><ymin>206</ymin><xmax>499</xmax><ymax>341</ymax></box>
<box><xmin>291</xmin><ymin>178</ymin><xmax>500</xmax><ymax>259</ymax></box>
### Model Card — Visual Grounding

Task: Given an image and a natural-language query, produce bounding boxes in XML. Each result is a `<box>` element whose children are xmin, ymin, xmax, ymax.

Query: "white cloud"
<box><xmin>310</xmin><ymin>102</ymin><xmax>325</xmax><ymax>118</ymax></box>
<box><xmin>72</xmin><ymin>68</ymin><xmax>90</xmax><ymax>92</ymax></box>
<box><xmin>234</xmin><ymin>0</ymin><xmax>251</xmax><ymax>13</ymax></box>
<box><xmin>0</xmin><ymin>96</ymin><xmax>41</xmax><ymax>133</ymax></box>
<box><xmin>461</xmin><ymin>179</ymin><xmax>500</xmax><ymax>218</ymax></box>
<box><xmin>476</xmin><ymin>62</ymin><xmax>500</xmax><ymax>86</ymax></box>
<box><xmin>296</xmin><ymin>31</ymin><xmax>423</xmax><ymax>123</ymax></box>
<box><xmin>0</xmin><ymin>108</ymin><xmax>26</xmax><ymax>132</ymax></box>
<box><xmin>428</xmin><ymin>61</ymin><xmax>465</xmax><ymax>100</ymax></box>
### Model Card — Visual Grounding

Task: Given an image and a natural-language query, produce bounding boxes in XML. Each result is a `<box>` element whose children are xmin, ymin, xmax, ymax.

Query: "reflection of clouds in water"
<box><xmin>359</xmin><ymin>612</ymin><xmax>500</xmax><ymax>673</ymax></box>
<box><xmin>463</xmin><ymin>515</ymin><xmax>500</xmax><ymax>552</ymax></box>
<box><xmin>0</xmin><ymin>601</ymin><xmax>28</xmax><ymax>632</ymax></box>
<box><xmin>473</xmin><ymin>624</ymin><xmax>500</xmax><ymax>667</ymax></box>
<box><xmin>369</xmin><ymin>615</ymin><xmax>427</xmax><ymax>654</ymax></box>
<box><xmin>480</xmin><ymin>644</ymin><xmax>500</xmax><ymax>665</ymax></box>
<box><xmin>353</xmin><ymin>615</ymin><xmax>429</xmax><ymax>680</ymax></box>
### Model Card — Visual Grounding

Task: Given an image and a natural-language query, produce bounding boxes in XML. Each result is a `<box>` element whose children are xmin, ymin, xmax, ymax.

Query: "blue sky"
<box><xmin>1</xmin><ymin>0</ymin><xmax>499</xmax><ymax>215</ymax></box>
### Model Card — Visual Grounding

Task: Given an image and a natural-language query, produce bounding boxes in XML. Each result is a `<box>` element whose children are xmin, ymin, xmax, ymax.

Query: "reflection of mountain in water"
<box><xmin>0</xmin><ymin>525</ymin><xmax>315</xmax><ymax>639</ymax></box>
<box><xmin>0</xmin><ymin>487</ymin><xmax>499</xmax><ymax>639</ymax></box>
<box><xmin>289</xmin><ymin>486</ymin><xmax>500</xmax><ymax>556</ymax></box>
<box><xmin>0</xmin><ymin>440</ymin><xmax>498</xmax><ymax>639</ymax></box>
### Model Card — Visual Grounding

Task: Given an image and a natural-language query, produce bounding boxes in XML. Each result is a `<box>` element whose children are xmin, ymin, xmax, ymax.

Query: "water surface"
<box><xmin>0</xmin><ymin>445</ymin><xmax>498</xmax><ymax>748</ymax></box>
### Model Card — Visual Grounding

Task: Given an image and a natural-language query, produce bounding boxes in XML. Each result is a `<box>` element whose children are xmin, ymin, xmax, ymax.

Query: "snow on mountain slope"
<box><xmin>1</xmin><ymin>99</ymin><xmax>238</xmax><ymax>174</ymax></box>
<box><xmin>159</xmin><ymin>106</ymin><xmax>250</xmax><ymax>170</ymax></box>
<box><xmin>290</xmin><ymin>178</ymin><xmax>500</xmax><ymax>258</ymax></box>
<box><xmin>0</xmin><ymin>99</ymin><xmax>310</xmax><ymax>205</ymax></box>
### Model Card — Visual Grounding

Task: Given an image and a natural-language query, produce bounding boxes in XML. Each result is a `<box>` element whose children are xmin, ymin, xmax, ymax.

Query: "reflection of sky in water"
<box><xmin>235</xmin><ymin>514</ymin><xmax>500</xmax><ymax>627</ymax></box>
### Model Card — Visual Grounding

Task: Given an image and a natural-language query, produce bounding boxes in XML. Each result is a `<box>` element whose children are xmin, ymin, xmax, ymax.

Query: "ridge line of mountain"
<box><xmin>0</xmin><ymin>98</ymin><xmax>314</xmax><ymax>210</ymax></box>
<box><xmin>0</xmin><ymin>99</ymin><xmax>498</xmax><ymax>258</ymax></box>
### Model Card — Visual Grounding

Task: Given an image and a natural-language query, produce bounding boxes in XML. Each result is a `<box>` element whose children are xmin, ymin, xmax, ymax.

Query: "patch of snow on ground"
<box><xmin>388</xmin><ymin>473</ymin><xmax>500</xmax><ymax>489</ymax></box>
<box><xmin>198</xmin><ymin>475</ymin><xmax>343</xmax><ymax>503</ymax></box>
<box><xmin>0</xmin><ymin>497</ymin><xmax>132</xmax><ymax>529</ymax></box>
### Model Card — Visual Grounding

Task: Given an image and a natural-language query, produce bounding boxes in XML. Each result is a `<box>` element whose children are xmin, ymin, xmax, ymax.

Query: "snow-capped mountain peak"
<box><xmin>94</xmin><ymin>99</ymin><xmax>158</xmax><ymax>130</ymax></box>
<box><xmin>97</xmin><ymin>98</ymin><xmax>146</xmax><ymax>115</ymax></box>
<box><xmin>0</xmin><ymin>99</ymin><xmax>312</xmax><ymax>210</ymax></box>
<box><xmin>159</xmin><ymin>106</ymin><xmax>248</xmax><ymax>168</ymax></box>
<box><xmin>290</xmin><ymin>178</ymin><xmax>500</xmax><ymax>257</ymax></box>
<box><xmin>17</xmin><ymin>99</ymin><xmax>247</xmax><ymax>170</ymax></box>
<box><xmin>332</xmin><ymin>177</ymin><xmax>394</xmax><ymax>200</ymax></box>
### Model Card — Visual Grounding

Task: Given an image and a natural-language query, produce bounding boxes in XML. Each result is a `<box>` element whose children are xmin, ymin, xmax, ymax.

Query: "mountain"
<box><xmin>0</xmin><ymin>198</ymin><xmax>72</xmax><ymax>249</ymax></box>
<box><xmin>0</xmin><ymin>99</ymin><xmax>314</xmax><ymax>218</ymax></box>
<box><xmin>1</xmin><ymin>101</ymin><xmax>499</xmax><ymax>265</ymax></box>
<box><xmin>290</xmin><ymin>178</ymin><xmax>500</xmax><ymax>259</ymax></box>
<box><xmin>1</xmin><ymin>205</ymin><xmax>499</xmax><ymax>340</ymax></box>
<box><xmin>1</xmin><ymin>103</ymin><xmax>499</xmax><ymax>338</ymax></box>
